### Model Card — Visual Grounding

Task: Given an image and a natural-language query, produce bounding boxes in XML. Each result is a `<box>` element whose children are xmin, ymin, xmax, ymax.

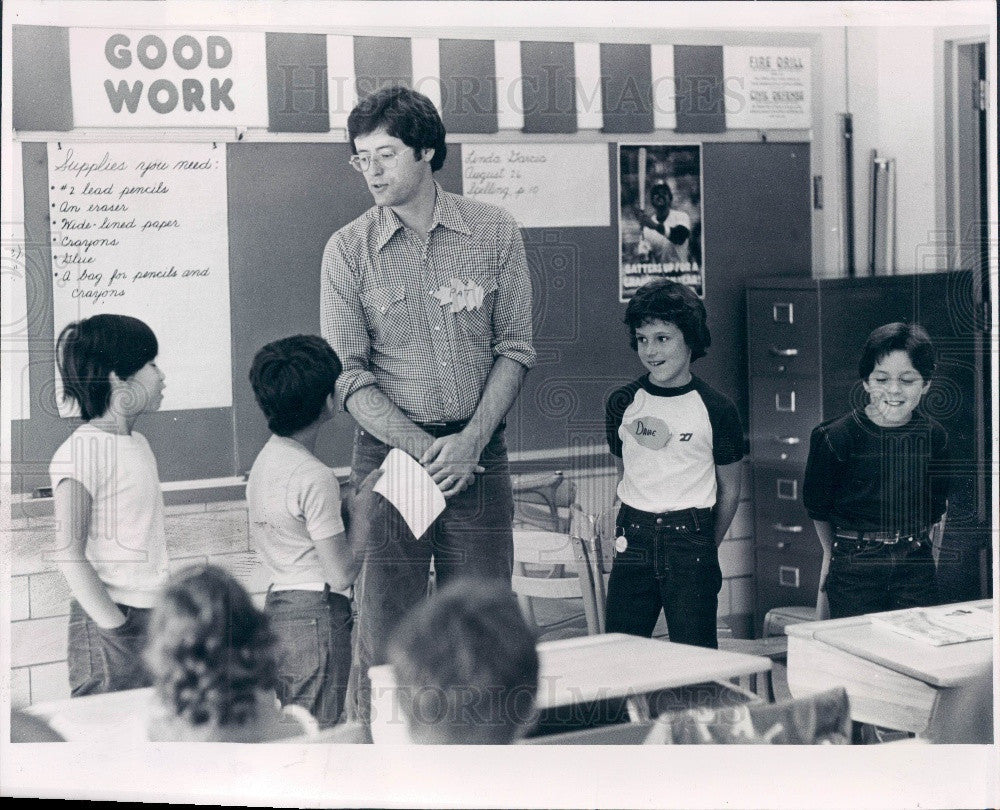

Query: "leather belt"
<box><xmin>415</xmin><ymin>419</ymin><xmax>505</xmax><ymax>438</ymax></box>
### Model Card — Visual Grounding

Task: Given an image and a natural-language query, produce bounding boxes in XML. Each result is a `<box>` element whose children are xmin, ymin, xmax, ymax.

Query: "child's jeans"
<box><xmin>604</xmin><ymin>504</ymin><xmax>721</xmax><ymax>649</ymax></box>
<box><xmin>825</xmin><ymin>530</ymin><xmax>938</xmax><ymax>619</ymax></box>
<box><xmin>68</xmin><ymin>599</ymin><xmax>152</xmax><ymax>697</ymax></box>
<box><xmin>266</xmin><ymin>587</ymin><xmax>353</xmax><ymax>729</ymax></box>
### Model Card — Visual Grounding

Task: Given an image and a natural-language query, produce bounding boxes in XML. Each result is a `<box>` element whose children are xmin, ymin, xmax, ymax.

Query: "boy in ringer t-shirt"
<box><xmin>604</xmin><ymin>280</ymin><xmax>744</xmax><ymax>649</ymax></box>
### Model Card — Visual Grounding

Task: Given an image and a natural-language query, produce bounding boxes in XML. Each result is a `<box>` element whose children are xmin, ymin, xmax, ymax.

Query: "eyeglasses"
<box><xmin>349</xmin><ymin>149</ymin><xmax>402</xmax><ymax>173</ymax></box>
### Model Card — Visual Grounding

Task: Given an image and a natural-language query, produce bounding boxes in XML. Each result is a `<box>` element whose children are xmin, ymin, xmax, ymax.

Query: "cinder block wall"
<box><xmin>9</xmin><ymin>461</ymin><xmax>755</xmax><ymax>708</ymax></box>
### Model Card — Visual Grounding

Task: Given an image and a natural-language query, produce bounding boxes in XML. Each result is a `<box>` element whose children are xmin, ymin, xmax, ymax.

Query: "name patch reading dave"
<box><xmin>103</xmin><ymin>34</ymin><xmax>235</xmax><ymax>114</ymax></box>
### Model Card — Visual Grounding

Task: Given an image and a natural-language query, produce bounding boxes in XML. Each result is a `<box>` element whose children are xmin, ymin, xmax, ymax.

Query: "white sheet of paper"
<box><xmin>372</xmin><ymin>448</ymin><xmax>446</xmax><ymax>539</ymax></box>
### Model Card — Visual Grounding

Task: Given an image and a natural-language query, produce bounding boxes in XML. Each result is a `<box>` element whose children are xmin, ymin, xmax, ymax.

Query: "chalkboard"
<box><xmin>12</xmin><ymin>140</ymin><xmax>810</xmax><ymax>492</ymax></box>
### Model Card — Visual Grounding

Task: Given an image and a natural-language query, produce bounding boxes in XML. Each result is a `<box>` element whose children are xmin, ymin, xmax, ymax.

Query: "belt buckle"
<box><xmin>883</xmin><ymin>531</ymin><xmax>901</xmax><ymax>545</ymax></box>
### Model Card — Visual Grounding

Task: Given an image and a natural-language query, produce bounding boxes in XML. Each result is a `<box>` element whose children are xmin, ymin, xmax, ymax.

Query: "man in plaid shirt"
<box><xmin>320</xmin><ymin>86</ymin><xmax>536</xmax><ymax>724</ymax></box>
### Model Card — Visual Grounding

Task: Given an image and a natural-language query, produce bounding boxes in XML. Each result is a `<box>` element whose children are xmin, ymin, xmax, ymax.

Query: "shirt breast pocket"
<box><xmin>454</xmin><ymin>276</ymin><xmax>498</xmax><ymax>345</ymax></box>
<box><xmin>361</xmin><ymin>285</ymin><xmax>411</xmax><ymax>347</ymax></box>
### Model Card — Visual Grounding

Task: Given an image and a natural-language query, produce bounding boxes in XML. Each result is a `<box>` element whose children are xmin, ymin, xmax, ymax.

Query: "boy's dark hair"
<box><xmin>387</xmin><ymin>578</ymin><xmax>539</xmax><ymax>745</ymax></box>
<box><xmin>624</xmin><ymin>279</ymin><xmax>711</xmax><ymax>361</ymax></box>
<box><xmin>347</xmin><ymin>85</ymin><xmax>447</xmax><ymax>172</ymax></box>
<box><xmin>249</xmin><ymin>335</ymin><xmax>341</xmax><ymax>437</ymax></box>
<box><xmin>145</xmin><ymin>564</ymin><xmax>277</xmax><ymax>730</ymax></box>
<box><xmin>858</xmin><ymin>322</ymin><xmax>936</xmax><ymax>380</ymax></box>
<box><xmin>56</xmin><ymin>314</ymin><xmax>158</xmax><ymax>420</ymax></box>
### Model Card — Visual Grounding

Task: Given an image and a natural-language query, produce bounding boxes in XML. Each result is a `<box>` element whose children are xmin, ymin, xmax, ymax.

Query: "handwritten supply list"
<box><xmin>48</xmin><ymin>142</ymin><xmax>232</xmax><ymax>414</ymax></box>
<box><xmin>461</xmin><ymin>143</ymin><xmax>610</xmax><ymax>228</ymax></box>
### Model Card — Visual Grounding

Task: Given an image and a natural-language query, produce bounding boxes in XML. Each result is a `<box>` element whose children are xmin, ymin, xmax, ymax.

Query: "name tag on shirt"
<box><xmin>430</xmin><ymin>278</ymin><xmax>485</xmax><ymax>312</ymax></box>
<box><xmin>626</xmin><ymin>416</ymin><xmax>672</xmax><ymax>450</ymax></box>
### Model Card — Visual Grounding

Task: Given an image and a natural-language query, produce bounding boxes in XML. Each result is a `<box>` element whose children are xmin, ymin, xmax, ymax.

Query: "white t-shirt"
<box><xmin>640</xmin><ymin>208</ymin><xmax>692</xmax><ymax>264</ymax></box>
<box><xmin>606</xmin><ymin>376</ymin><xmax>744</xmax><ymax>513</ymax></box>
<box><xmin>48</xmin><ymin>423</ymin><xmax>169</xmax><ymax>607</ymax></box>
<box><xmin>246</xmin><ymin>435</ymin><xmax>346</xmax><ymax>590</ymax></box>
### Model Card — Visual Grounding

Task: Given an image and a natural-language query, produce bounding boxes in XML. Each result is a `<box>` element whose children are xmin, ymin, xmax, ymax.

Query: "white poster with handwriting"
<box><xmin>724</xmin><ymin>47</ymin><xmax>811</xmax><ymax>130</ymax></box>
<box><xmin>461</xmin><ymin>143</ymin><xmax>610</xmax><ymax>228</ymax></box>
<box><xmin>48</xmin><ymin>142</ymin><xmax>232</xmax><ymax>414</ymax></box>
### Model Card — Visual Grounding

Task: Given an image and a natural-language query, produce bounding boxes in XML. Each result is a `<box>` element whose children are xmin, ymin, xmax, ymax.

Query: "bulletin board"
<box><xmin>11</xmin><ymin>139</ymin><xmax>810</xmax><ymax>493</ymax></box>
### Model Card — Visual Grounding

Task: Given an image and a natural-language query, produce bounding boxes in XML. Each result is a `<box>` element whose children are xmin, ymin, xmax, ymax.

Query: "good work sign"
<box><xmin>69</xmin><ymin>28</ymin><xmax>268</xmax><ymax>127</ymax></box>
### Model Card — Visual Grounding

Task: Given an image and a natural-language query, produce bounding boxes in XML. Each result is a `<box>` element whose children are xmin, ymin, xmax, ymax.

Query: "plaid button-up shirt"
<box><xmin>320</xmin><ymin>183</ymin><xmax>536</xmax><ymax>423</ymax></box>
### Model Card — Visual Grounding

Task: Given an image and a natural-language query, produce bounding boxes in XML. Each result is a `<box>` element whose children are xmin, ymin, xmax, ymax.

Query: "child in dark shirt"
<box><xmin>604</xmin><ymin>280</ymin><xmax>744</xmax><ymax>648</ymax></box>
<box><xmin>803</xmin><ymin>323</ymin><xmax>948</xmax><ymax>620</ymax></box>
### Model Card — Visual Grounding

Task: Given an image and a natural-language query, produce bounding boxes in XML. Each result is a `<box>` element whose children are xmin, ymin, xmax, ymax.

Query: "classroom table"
<box><xmin>23</xmin><ymin>686</ymin><xmax>154</xmax><ymax>743</ymax></box>
<box><xmin>368</xmin><ymin>632</ymin><xmax>773</xmax><ymax>743</ymax></box>
<box><xmin>22</xmin><ymin>687</ymin><xmax>313</xmax><ymax>743</ymax></box>
<box><xmin>784</xmin><ymin>600</ymin><xmax>994</xmax><ymax>743</ymax></box>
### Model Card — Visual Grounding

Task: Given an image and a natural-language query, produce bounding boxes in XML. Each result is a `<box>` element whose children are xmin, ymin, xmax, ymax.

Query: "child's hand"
<box><xmin>340</xmin><ymin>467</ymin><xmax>385</xmax><ymax>537</ymax></box>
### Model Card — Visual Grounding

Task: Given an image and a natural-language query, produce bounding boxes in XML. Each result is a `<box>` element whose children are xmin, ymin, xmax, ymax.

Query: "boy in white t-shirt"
<box><xmin>49</xmin><ymin>314</ymin><xmax>169</xmax><ymax>696</ymax></box>
<box><xmin>604</xmin><ymin>280</ymin><xmax>744</xmax><ymax>648</ymax></box>
<box><xmin>247</xmin><ymin>335</ymin><xmax>379</xmax><ymax>728</ymax></box>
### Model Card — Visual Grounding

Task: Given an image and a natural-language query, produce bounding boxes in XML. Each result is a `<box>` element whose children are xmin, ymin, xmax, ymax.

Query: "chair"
<box><xmin>511</xmin><ymin>470</ymin><xmax>578</xmax><ymax>533</ymax></box>
<box><xmin>519</xmin><ymin>720</ymin><xmax>656</xmax><ymax>745</ymax></box>
<box><xmin>643</xmin><ymin>686</ymin><xmax>851</xmax><ymax>745</ymax></box>
<box><xmin>511</xmin><ymin>506</ymin><xmax>601</xmax><ymax>639</ymax></box>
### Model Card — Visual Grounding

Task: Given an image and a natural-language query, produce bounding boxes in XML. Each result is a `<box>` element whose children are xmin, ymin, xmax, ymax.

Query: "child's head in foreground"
<box><xmin>56</xmin><ymin>314</ymin><xmax>161</xmax><ymax>420</ymax></box>
<box><xmin>387</xmin><ymin>578</ymin><xmax>540</xmax><ymax>745</ymax></box>
<box><xmin>144</xmin><ymin>564</ymin><xmax>277</xmax><ymax>734</ymax></box>
<box><xmin>249</xmin><ymin>334</ymin><xmax>342</xmax><ymax>437</ymax></box>
<box><xmin>858</xmin><ymin>322</ymin><xmax>935</xmax><ymax>427</ymax></box>
<box><xmin>624</xmin><ymin>279</ymin><xmax>710</xmax><ymax>386</ymax></box>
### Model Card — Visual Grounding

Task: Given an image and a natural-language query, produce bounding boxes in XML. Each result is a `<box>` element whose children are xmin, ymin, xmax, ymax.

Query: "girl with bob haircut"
<box><xmin>49</xmin><ymin>314</ymin><xmax>169</xmax><ymax>696</ymax></box>
<box><xmin>144</xmin><ymin>565</ymin><xmax>317</xmax><ymax>742</ymax></box>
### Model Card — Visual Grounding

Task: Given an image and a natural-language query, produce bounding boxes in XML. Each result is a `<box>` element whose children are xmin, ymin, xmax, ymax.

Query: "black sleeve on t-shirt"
<box><xmin>605</xmin><ymin>380</ymin><xmax>642</xmax><ymax>458</ymax></box>
<box><xmin>802</xmin><ymin>420</ymin><xmax>843</xmax><ymax>522</ymax></box>
<box><xmin>928</xmin><ymin>417</ymin><xmax>951</xmax><ymax>522</ymax></box>
<box><xmin>692</xmin><ymin>377</ymin><xmax>745</xmax><ymax>465</ymax></box>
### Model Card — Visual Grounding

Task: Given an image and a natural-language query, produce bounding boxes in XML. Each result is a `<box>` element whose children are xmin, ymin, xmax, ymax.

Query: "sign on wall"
<box><xmin>461</xmin><ymin>143</ymin><xmax>610</xmax><ymax>228</ymax></box>
<box><xmin>48</xmin><ymin>142</ymin><xmax>232</xmax><ymax>414</ymax></box>
<box><xmin>723</xmin><ymin>47</ymin><xmax>811</xmax><ymax>130</ymax></box>
<box><xmin>69</xmin><ymin>29</ymin><xmax>268</xmax><ymax>127</ymax></box>
<box><xmin>619</xmin><ymin>144</ymin><xmax>704</xmax><ymax>301</ymax></box>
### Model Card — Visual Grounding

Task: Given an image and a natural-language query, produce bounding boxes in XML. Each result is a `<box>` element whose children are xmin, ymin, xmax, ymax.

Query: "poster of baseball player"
<box><xmin>619</xmin><ymin>144</ymin><xmax>704</xmax><ymax>301</ymax></box>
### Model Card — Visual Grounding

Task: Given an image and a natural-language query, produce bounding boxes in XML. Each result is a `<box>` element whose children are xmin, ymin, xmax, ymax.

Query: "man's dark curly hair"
<box><xmin>144</xmin><ymin>565</ymin><xmax>278</xmax><ymax>730</ymax></box>
<box><xmin>624</xmin><ymin>279</ymin><xmax>711</xmax><ymax>361</ymax></box>
<box><xmin>347</xmin><ymin>85</ymin><xmax>447</xmax><ymax>172</ymax></box>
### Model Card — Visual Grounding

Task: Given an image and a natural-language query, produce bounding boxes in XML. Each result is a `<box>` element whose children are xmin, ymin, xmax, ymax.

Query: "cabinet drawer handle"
<box><xmin>773</xmin><ymin>523</ymin><xmax>803</xmax><ymax>533</ymax></box>
<box><xmin>773</xmin><ymin>436</ymin><xmax>801</xmax><ymax>445</ymax></box>
<box><xmin>769</xmin><ymin>346</ymin><xmax>799</xmax><ymax>357</ymax></box>
<box><xmin>778</xmin><ymin>565</ymin><xmax>801</xmax><ymax>587</ymax></box>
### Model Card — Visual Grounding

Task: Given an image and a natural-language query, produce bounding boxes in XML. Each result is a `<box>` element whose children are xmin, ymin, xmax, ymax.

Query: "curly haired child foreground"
<box><xmin>143</xmin><ymin>565</ymin><xmax>317</xmax><ymax>742</ymax></box>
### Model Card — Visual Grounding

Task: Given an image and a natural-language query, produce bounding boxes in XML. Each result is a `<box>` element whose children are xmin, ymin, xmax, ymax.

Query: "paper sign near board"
<box><xmin>461</xmin><ymin>143</ymin><xmax>610</xmax><ymax>228</ymax></box>
<box><xmin>48</xmin><ymin>141</ymin><xmax>233</xmax><ymax>414</ymax></box>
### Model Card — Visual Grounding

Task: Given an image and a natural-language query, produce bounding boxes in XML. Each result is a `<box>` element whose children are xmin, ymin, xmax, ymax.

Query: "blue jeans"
<box><xmin>348</xmin><ymin>426</ymin><xmax>514</xmax><ymax>724</ymax></box>
<box><xmin>604</xmin><ymin>504</ymin><xmax>721</xmax><ymax>649</ymax></box>
<box><xmin>825</xmin><ymin>533</ymin><xmax>938</xmax><ymax>619</ymax></box>
<box><xmin>67</xmin><ymin>599</ymin><xmax>152</xmax><ymax>697</ymax></box>
<box><xmin>265</xmin><ymin>588</ymin><xmax>353</xmax><ymax>728</ymax></box>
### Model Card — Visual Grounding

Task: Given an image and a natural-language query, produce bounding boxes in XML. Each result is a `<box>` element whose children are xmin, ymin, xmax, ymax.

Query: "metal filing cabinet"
<box><xmin>746</xmin><ymin>271</ymin><xmax>985</xmax><ymax>633</ymax></box>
